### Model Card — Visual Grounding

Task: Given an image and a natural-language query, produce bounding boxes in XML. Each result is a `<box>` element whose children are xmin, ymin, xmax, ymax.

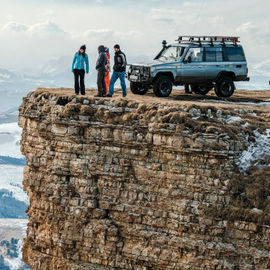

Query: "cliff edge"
<box><xmin>19</xmin><ymin>88</ymin><xmax>270</xmax><ymax>269</ymax></box>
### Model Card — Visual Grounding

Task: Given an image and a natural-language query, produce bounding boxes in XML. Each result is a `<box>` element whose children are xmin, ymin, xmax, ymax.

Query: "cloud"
<box><xmin>1</xmin><ymin>22</ymin><xmax>28</xmax><ymax>32</ymax></box>
<box><xmin>0</xmin><ymin>0</ymin><xmax>269</xmax><ymax>71</ymax></box>
<box><xmin>1</xmin><ymin>21</ymin><xmax>66</xmax><ymax>38</ymax></box>
<box><xmin>38</xmin><ymin>9</ymin><xmax>56</xmax><ymax>19</ymax></box>
<box><xmin>26</xmin><ymin>21</ymin><xmax>66</xmax><ymax>38</ymax></box>
<box><xmin>236</xmin><ymin>22</ymin><xmax>259</xmax><ymax>34</ymax></box>
<box><xmin>82</xmin><ymin>29</ymin><xmax>114</xmax><ymax>40</ymax></box>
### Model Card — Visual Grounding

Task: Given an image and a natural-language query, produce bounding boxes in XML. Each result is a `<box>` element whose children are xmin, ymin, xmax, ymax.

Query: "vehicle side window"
<box><xmin>205</xmin><ymin>47</ymin><xmax>223</xmax><ymax>62</ymax></box>
<box><xmin>186</xmin><ymin>48</ymin><xmax>203</xmax><ymax>62</ymax></box>
<box><xmin>216</xmin><ymin>48</ymin><xmax>223</xmax><ymax>61</ymax></box>
<box><xmin>225</xmin><ymin>47</ymin><xmax>245</xmax><ymax>61</ymax></box>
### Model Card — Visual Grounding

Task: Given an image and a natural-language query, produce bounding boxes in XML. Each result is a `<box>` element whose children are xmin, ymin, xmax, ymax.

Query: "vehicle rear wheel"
<box><xmin>191</xmin><ymin>84</ymin><xmax>213</xmax><ymax>95</ymax></box>
<box><xmin>130</xmin><ymin>82</ymin><xmax>148</xmax><ymax>95</ymax></box>
<box><xmin>153</xmin><ymin>76</ymin><xmax>173</xmax><ymax>97</ymax></box>
<box><xmin>215</xmin><ymin>76</ymin><xmax>235</xmax><ymax>97</ymax></box>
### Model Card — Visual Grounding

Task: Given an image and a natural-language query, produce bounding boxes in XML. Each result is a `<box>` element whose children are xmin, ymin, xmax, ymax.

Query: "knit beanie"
<box><xmin>80</xmin><ymin>45</ymin><xmax>86</xmax><ymax>51</ymax></box>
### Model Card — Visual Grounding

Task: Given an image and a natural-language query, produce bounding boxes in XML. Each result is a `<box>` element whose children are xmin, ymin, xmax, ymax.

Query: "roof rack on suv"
<box><xmin>176</xmin><ymin>36</ymin><xmax>239</xmax><ymax>46</ymax></box>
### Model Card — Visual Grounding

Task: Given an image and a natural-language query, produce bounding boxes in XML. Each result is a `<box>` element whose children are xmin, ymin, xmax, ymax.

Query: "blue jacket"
<box><xmin>72</xmin><ymin>53</ymin><xmax>89</xmax><ymax>73</ymax></box>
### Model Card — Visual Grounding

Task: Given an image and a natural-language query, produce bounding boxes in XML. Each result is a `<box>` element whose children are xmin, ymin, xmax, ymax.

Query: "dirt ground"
<box><xmin>36</xmin><ymin>87</ymin><xmax>270</xmax><ymax>113</ymax></box>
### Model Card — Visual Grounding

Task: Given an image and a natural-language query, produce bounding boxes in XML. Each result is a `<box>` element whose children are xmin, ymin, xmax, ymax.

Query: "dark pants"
<box><xmin>185</xmin><ymin>84</ymin><xmax>191</xmax><ymax>93</ymax></box>
<box><xmin>74</xmin><ymin>69</ymin><xmax>85</xmax><ymax>95</ymax></box>
<box><xmin>97</xmin><ymin>70</ymin><xmax>106</xmax><ymax>96</ymax></box>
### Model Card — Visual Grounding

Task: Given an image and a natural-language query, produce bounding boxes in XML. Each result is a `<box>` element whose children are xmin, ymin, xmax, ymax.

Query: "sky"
<box><xmin>0</xmin><ymin>0</ymin><xmax>269</xmax><ymax>72</ymax></box>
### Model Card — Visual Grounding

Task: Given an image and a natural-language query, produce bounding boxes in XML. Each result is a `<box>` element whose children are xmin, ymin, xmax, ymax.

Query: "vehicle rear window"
<box><xmin>205</xmin><ymin>47</ymin><xmax>223</xmax><ymax>62</ymax></box>
<box><xmin>225</xmin><ymin>47</ymin><xmax>245</xmax><ymax>61</ymax></box>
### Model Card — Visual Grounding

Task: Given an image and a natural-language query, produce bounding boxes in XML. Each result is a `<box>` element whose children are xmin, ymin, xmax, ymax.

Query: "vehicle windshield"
<box><xmin>158</xmin><ymin>46</ymin><xmax>185</xmax><ymax>62</ymax></box>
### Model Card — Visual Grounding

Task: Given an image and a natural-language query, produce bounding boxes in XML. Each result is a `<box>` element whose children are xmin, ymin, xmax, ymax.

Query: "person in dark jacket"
<box><xmin>95</xmin><ymin>45</ymin><xmax>107</xmax><ymax>97</ymax></box>
<box><xmin>71</xmin><ymin>45</ymin><xmax>89</xmax><ymax>95</ymax></box>
<box><xmin>106</xmin><ymin>44</ymin><xmax>127</xmax><ymax>97</ymax></box>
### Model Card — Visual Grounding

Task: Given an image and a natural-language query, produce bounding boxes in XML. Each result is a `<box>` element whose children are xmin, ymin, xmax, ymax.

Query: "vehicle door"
<box><xmin>180</xmin><ymin>47</ymin><xmax>205</xmax><ymax>84</ymax></box>
<box><xmin>157</xmin><ymin>46</ymin><xmax>182</xmax><ymax>81</ymax></box>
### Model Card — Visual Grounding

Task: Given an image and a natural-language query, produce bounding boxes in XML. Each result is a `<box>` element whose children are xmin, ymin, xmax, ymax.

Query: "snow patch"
<box><xmin>0</xmin><ymin>165</ymin><xmax>27</xmax><ymax>203</ymax></box>
<box><xmin>189</xmin><ymin>108</ymin><xmax>201</xmax><ymax>119</ymax></box>
<box><xmin>242</xmin><ymin>122</ymin><xmax>249</xmax><ymax>128</ymax></box>
<box><xmin>0</xmin><ymin>218</ymin><xmax>27</xmax><ymax>232</ymax></box>
<box><xmin>237</xmin><ymin>129</ymin><xmax>270</xmax><ymax>172</ymax></box>
<box><xmin>0</xmin><ymin>122</ymin><xmax>22</xmax><ymax>158</ymax></box>
<box><xmin>4</xmin><ymin>239</ymin><xmax>25</xmax><ymax>270</ymax></box>
<box><xmin>225</xmin><ymin>116</ymin><xmax>242</xmax><ymax>124</ymax></box>
<box><xmin>201</xmin><ymin>99</ymin><xmax>270</xmax><ymax>107</ymax></box>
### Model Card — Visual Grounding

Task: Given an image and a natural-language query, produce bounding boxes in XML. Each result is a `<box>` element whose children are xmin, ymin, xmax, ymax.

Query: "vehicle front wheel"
<box><xmin>191</xmin><ymin>84</ymin><xmax>213</xmax><ymax>95</ymax></box>
<box><xmin>215</xmin><ymin>76</ymin><xmax>235</xmax><ymax>97</ymax></box>
<box><xmin>130</xmin><ymin>82</ymin><xmax>148</xmax><ymax>95</ymax></box>
<box><xmin>153</xmin><ymin>76</ymin><xmax>173</xmax><ymax>97</ymax></box>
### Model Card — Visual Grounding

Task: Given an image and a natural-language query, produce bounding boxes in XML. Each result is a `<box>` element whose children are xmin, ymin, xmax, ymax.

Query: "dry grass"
<box><xmin>33</xmin><ymin>87</ymin><xmax>270</xmax><ymax>111</ymax></box>
<box><xmin>205</xmin><ymin>167</ymin><xmax>270</xmax><ymax>225</ymax></box>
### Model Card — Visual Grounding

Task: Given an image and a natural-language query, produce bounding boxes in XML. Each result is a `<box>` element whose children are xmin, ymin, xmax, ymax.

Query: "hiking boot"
<box><xmin>94</xmin><ymin>94</ymin><xmax>103</xmax><ymax>97</ymax></box>
<box><xmin>105</xmin><ymin>94</ymin><xmax>112</xmax><ymax>97</ymax></box>
<box><xmin>122</xmin><ymin>93</ymin><xmax>127</xmax><ymax>97</ymax></box>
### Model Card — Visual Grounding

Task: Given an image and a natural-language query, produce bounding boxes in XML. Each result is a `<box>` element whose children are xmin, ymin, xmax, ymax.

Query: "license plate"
<box><xmin>130</xmin><ymin>75</ymin><xmax>139</xmax><ymax>81</ymax></box>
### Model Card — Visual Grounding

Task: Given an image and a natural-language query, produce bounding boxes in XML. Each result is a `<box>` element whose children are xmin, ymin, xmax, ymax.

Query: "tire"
<box><xmin>130</xmin><ymin>82</ymin><xmax>148</xmax><ymax>95</ymax></box>
<box><xmin>215</xmin><ymin>76</ymin><xmax>235</xmax><ymax>97</ymax></box>
<box><xmin>191</xmin><ymin>84</ymin><xmax>213</xmax><ymax>95</ymax></box>
<box><xmin>153</xmin><ymin>76</ymin><xmax>173</xmax><ymax>97</ymax></box>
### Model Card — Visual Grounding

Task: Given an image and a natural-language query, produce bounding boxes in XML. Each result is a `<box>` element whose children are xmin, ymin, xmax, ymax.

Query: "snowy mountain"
<box><xmin>0</xmin><ymin>109</ymin><xmax>18</xmax><ymax>124</ymax></box>
<box><xmin>0</xmin><ymin>219</ymin><xmax>29</xmax><ymax>269</ymax></box>
<box><xmin>0</xmin><ymin>110</ymin><xmax>28</xmax><ymax>269</ymax></box>
<box><xmin>0</xmin><ymin>110</ymin><xmax>27</xmax><ymax>218</ymax></box>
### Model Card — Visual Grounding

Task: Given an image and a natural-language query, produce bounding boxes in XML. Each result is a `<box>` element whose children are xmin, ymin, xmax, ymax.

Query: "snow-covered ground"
<box><xmin>0</xmin><ymin>122</ymin><xmax>23</xmax><ymax>159</ymax></box>
<box><xmin>0</xmin><ymin>119</ymin><xmax>28</xmax><ymax>216</ymax></box>
<box><xmin>235</xmin><ymin>75</ymin><xmax>270</xmax><ymax>90</ymax></box>
<box><xmin>237</xmin><ymin>129</ymin><xmax>270</xmax><ymax>172</ymax></box>
<box><xmin>3</xmin><ymin>239</ymin><xmax>25</xmax><ymax>270</ymax></box>
<box><xmin>0</xmin><ymin>165</ymin><xmax>27</xmax><ymax>203</ymax></box>
<box><xmin>0</xmin><ymin>219</ymin><xmax>28</xmax><ymax>270</ymax></box>
<box><xmin>0</xmin><ymin>118</ymin><xmax>28</xmax><ymax>268</ymax></box>
<box><xmin>0</xmin><ymin>218</ymin><xmax>27</xmax><ymax>234</ymax></box>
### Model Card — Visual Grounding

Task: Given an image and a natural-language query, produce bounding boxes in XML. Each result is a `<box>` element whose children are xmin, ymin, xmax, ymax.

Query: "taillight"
<box><xmin>246</xmin><ymin>67</ymin><xmax>248</xmax><ymax>74</ymax></box>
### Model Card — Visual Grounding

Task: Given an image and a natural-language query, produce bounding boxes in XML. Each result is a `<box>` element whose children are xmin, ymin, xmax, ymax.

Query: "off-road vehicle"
<box><xmin>127</xmin><ymin>36</ymin><xmax>249</xmax><ymax>98</ymax></box>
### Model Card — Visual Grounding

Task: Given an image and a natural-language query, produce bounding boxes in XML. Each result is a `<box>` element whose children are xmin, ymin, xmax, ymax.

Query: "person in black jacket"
<box><xmin>106</xmin><ymin>44</ymin><xmax>127</xmax><ymax>97</ymax></box>
<box><xmin>95</xmin><ymin>45</ymin><xmax>107</xmax><ymax>97</ymax></box>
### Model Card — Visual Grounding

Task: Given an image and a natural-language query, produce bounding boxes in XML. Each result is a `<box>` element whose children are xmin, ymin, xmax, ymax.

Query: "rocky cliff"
<box><xmin>19</xmin><ymin>88</ymin><xmax>270</xmax><ymax>270</ymax></box>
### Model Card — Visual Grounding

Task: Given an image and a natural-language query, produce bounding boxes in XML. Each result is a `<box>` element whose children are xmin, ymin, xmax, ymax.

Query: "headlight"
<box><xmin>150</xmin><ymin>67</ymin><xmax>156</xmax><ymax>73</ymax></box>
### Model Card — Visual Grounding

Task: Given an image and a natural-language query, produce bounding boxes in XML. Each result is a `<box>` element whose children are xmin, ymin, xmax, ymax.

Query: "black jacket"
<box><xmin>113</xmin><ymin>51</ymin><xmax>127</xmax><ymax>72</ymax></box>
<box><xmin>96</xmin><ymin>45</ymin><xmax>107</xmax><ymax>72</ymax></box>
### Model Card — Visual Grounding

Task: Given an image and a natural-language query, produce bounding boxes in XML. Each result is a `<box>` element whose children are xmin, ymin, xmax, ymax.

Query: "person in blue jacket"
<box><xmin>71</xmin><ymin>45</ymin><xmax>89</xmax><ymax>95</ymax></box>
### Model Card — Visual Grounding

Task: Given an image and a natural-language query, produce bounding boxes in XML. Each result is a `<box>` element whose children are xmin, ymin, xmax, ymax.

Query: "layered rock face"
<box><xmin>19</xmin><ymin>89</ymin><xmax>270</xmax><ymax>270</ymax></box>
